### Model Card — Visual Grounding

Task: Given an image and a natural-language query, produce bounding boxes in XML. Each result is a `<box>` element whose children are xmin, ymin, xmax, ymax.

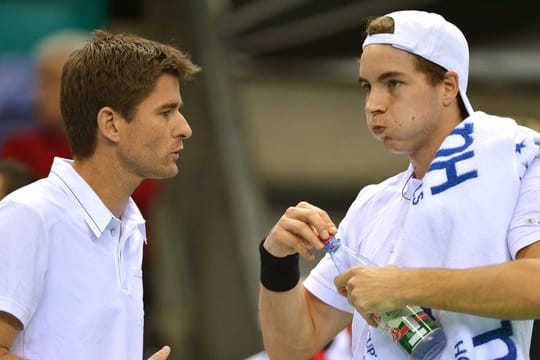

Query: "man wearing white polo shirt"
<box><xmin>0</xmin><ymin>30</ymin><xmax>199</xmax><ymax>359</ymax></box>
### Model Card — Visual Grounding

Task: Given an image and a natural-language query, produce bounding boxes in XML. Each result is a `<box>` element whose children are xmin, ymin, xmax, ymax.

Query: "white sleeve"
<box><xmin>0</xmin><ymin>199</ymin><xmax>49</xmax><ymax>326</ymax></box>
<box><xmin>303</xmin><ymin>185</ymin><xmax>383</xmax><ymax>313</ymax></box>
<box><xmin>508</xmin><ymin>157</ymin><xmax>540</xmax><ymax>259</ymax></box>
<box><xmin>303</xmin><ymin>252</ymin><xmax>354</xmax><ymax>313</ymax></box>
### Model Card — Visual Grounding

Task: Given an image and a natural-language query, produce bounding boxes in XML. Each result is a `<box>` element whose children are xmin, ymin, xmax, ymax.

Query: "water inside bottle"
<box><xmin>409</xmin><ymin>326</ymin><xmax>447</xmax><ymax>359</ymax></box>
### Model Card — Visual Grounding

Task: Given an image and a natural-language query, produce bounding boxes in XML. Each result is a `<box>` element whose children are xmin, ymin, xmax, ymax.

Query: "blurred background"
<box><xmin>1</xmin><ymin>0</ymin><xmax>540</xmax><ymax>359</ymax></box>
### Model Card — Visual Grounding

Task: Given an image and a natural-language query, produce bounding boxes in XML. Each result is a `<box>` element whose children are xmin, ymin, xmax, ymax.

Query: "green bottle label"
<box><xmin>372</xmin><ymin>306</ymin><xmax>442</xmax><ymax>354</ymax></box>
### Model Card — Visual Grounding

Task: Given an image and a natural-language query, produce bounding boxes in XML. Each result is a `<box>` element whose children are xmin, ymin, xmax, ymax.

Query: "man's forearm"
<box><xmin>402</xmin><ymin>258</ymin><xmax>540</xmax><ymax>319</ymax></box>
<box><xmin>259</xmin><ymin>282</ymin><xmax>351</xmax><ymax>359</ymax></box>
<box><xmin>259</xmin><ymin>284</ymin><xmax>320</xmax><ymax>360</ymax></box>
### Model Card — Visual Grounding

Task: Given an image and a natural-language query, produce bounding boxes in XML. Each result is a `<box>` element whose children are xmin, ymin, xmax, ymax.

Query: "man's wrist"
<box><xmin>259</xmin><ymin>239</ymin><xmax>300</xmax><ymax>292</ymax></box>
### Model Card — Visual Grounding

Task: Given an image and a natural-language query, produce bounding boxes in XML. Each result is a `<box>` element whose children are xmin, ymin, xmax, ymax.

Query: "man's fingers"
<box><xmin>263</xmin><ymin>201</ymin><xmax>337</xmax><ymax>259</ymax></box>
<box><xmin>147</xmin><ymin>346</ymin><xmax>171</xmax><ymax>360</ymax></box>
<box><xmin>287</xmin><ymin>203</ymin><xmax>336</xmax><ymax>243</ymax></box>
<box><xmin>365</xmin><ymin>313</ymin><xmax>379</xmax><ymax>327</ymax></box>
<box><xmin>296</xmin><ymin>201</ymin><xmax>337</xmax><ymax>237</ymax></box>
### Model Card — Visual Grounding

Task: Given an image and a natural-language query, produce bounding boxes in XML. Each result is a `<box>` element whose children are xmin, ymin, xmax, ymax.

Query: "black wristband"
<box><xmin>259</xmin><ymin>240</ymin><xmax>300</xmax><ymax>292</ymax></box>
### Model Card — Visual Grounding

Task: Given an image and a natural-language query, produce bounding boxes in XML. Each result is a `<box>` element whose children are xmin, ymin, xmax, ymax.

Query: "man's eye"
<box><xmin>359</xmin><ymin>82</ymin><xmax>370</xmax><ymax>91</ymax></box>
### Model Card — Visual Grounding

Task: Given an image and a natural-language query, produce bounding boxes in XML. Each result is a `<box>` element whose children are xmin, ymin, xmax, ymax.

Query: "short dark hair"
<box><xmin>61</xmin><ymin>30</ymin><xmax>201</xmax><ymax>159</ymax></box>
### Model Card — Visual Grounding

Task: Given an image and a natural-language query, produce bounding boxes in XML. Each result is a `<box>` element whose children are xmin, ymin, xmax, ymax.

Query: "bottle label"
<box><xmin>372</xmin><ymin>306</ymin><xmax>442</xmax><ymax>354</ymax></box>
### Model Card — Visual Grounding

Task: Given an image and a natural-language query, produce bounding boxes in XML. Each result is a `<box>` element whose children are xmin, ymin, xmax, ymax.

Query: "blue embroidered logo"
<box><xmin>435</xmin><ymin>123</ymin><xmax>474</xmax><ymax>157</ymax></box>
<box><xmin>452</xmin><ymin>320</ymin><xmax>517</xmax><ymax>359</ymax></box>
<box><xmin>412</xmin><ymin>182</ymin><xmax>423</xmax><ymax>205</ymax></box>
<box><xmin>365</xmin><ymin>329</ymin><xmax>377</xmax><ymax>358</ymax></box>
<box><xmin>515</xmin><ymin>140</ymin><xmax>526</xmax><ymax>154</ymax></box>
<box><xmin>472</xmin><ymin>320</ymin><xmax>517</xmax><ymax>360</ymax></box>
<box><xmin>534</xmin><ymin>137</ymin><xmax>540</xmax><ymax>154</ymax></box>
<box><xmin>427</xmin><ymin>122</ymin><xmax>478</xmax><ymax>195</ymax></box>
<box><xmin>454</xmin><ymin>340</ymin><xmax>469</xmax><ymax>359</ymax></box>
<box><xmin>516</xmin><ymin>137</ymin><xmax>540</xmax><ymax>180</ymax></box>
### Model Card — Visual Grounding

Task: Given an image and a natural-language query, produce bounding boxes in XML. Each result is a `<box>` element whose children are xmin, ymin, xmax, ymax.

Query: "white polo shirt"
<box><xmin>0</xmin><ymin>157</ymin><xmax>146</xmax><ymax>359</ymax></box>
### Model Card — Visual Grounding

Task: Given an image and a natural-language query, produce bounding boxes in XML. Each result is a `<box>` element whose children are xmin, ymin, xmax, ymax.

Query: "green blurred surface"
<box><xmin>0</xmin><ymin>0</ymin><xmax>106</xmax><ymax>55</ymax></box>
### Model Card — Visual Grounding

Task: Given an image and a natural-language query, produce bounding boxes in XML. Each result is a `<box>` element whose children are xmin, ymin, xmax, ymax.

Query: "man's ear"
<box><xmin>96</xmin><ymin>106</ymin><xmax>121</xmax><ymax>143</ymax></box>
<box><xmin>442</xmin><ymin>71</ymin><xmax>460</xmax><ymax>107</ymax></box>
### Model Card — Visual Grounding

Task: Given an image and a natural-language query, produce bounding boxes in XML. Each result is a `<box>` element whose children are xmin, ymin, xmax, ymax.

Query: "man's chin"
<box><xmin>148</xmin><ymin>166</ymin><xmax>179</xmax><ymax>180</ymax></box>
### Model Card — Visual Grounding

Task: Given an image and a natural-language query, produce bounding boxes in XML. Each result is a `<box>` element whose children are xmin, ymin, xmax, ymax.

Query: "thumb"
<box><xmin>147</xmin><ymin>346</ymin><xmax>171</xmax><ymax>360</ymax></box>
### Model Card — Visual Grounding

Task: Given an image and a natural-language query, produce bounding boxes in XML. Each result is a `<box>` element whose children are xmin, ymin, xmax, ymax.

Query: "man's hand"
<box><xmin>264</xmin><ymin>201</ymin><xmax>337</xmax><ymax>260</ymax></box>
<box><xmin>334</xmin><ymin>265</ymin><xmax>404</xmax><ymax>325</ymax></box>
<box><xmin>147</xmin><ymin>346</ymin><xmax>170</xmax><ymax>360</ymax></box>
<box><xmin>0</xmin><ymin>311</ymin><xmax>22</xmax><ymax>360</ymax></box>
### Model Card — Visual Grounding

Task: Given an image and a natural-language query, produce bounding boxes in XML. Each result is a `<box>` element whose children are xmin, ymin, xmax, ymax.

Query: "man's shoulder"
<box><xmin>345</xmin><ymin>169</ymin><xmax>409</xmax><ymax>216</ymax></box>
<box><xmin>2</xmin><ymin>178</ymin><xmax>69</xmax><ymax>217</ymax></box>
<box><xmin>357</xmin><ymin>170</ymin><xmax>409</xmax><ymax>200</ymax></box>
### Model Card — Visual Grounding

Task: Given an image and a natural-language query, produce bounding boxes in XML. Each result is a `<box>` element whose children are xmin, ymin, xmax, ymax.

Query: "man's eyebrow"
<box><xmin>158</xmin><ymin>101</ymin><xmax>183</xmax><ymax>111</ymax></box>
<box><xmin>358</xmin><ymin>71</ymin><xmax>406</xmax><ymax>84</ymax></box>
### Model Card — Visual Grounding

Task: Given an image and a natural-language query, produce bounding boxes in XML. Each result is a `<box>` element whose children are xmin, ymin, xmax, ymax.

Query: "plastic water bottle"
<box><xmin>324</xmin><ymin>236</ymin><xmax>447</xmax><ymax>359</ymax></box>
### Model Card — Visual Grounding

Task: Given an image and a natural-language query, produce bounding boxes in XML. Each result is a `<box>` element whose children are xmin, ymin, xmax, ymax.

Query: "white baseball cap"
<box><xmin>362</xmin><ymin>10</ymin><xmax>473</xmax><ymax>116</ymax></box>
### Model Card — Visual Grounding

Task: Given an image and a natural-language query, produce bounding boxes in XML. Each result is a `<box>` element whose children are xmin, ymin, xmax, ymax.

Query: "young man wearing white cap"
<box><xmin>258</xmin><ymin>10</ymin><xmax>540</xmax><ymax>359</ymax></box>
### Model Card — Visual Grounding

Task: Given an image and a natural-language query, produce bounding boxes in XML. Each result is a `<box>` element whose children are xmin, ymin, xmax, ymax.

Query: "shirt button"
<box><xmin>111</xmin><ymin>228</ymin><xmax>116</xmax><ymax>236</ymax></box>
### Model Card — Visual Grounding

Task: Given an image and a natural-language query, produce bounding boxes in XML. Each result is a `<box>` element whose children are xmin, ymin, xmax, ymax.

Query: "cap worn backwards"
<box><xmin>362</xmin><ymin>10</ymin><xmax>473</xmax><ymax>116</ymax></box>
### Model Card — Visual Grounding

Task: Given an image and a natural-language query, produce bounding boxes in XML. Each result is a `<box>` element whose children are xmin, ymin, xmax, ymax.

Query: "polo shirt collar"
<box><xmin>48</xmin><ymin>157</ymin><xmax>145</xmax><ymax>239</ymax></box>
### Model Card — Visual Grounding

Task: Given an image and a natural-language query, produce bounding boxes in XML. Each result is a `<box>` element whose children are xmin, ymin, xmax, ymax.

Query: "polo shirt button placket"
<box><xmin>109</xmin><ymin>223</ymin><xmax>126</xmax><ymax>290</ymax></box>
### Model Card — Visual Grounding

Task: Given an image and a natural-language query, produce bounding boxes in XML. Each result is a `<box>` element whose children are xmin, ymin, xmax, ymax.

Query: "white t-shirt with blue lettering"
<box><xmin>304</xmin><ymin>113</ymin><xmax>540</xmax><ymax>360</ymax></box>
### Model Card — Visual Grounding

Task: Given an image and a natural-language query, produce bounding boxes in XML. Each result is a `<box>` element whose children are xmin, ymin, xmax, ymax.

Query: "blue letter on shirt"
<box><xmin>472</xmin><ymin>320</ymin><xmax>516</xmax><ymax>360</ymax></box>
<box><xmin>428</xmin><ymin>123</ymin><xmax>478</xmax><ymax>195</ymax></box>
